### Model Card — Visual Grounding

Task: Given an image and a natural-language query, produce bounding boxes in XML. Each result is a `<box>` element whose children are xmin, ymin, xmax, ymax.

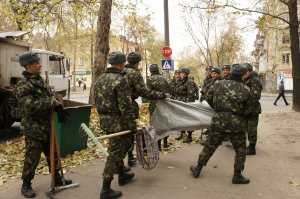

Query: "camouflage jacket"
<box><xmin>15</xmin><ymin>71</ymin><xmax>55</xmax><ymax>141</ymax></box>
<box><xmin>245</xmin><ymin>72</ymin><xmax>262</xmax><ymax>116</ymax></box>
<box><xmin>94</xmin><ymin>67</ymin><xmax>135</xmax><ymax>134</ymax></box>
<box><xmin>200</xmin><ymin>77</ymin><xmax>220</xmax><ymax>102</ymax></box>
<box><xmin>169</xmin><ymin>78</ymin><xmax>179</xmax><ymax>99</ymax></box>
<box><xmin>0</xmin><ymin>90</ymin><xmax>19</xmax><ymax>129</ymax></box>
<box><xmin>206</xmin><ymin>79</ymin><xmax>251</xmax><ymax>133</ymax></box>
<box><xmin>146</xmin><ymin>73</ymin><xmax>170</xmax><ymax>114</ymax></box>
<box><xmin>173</xmin><ymin>77</ymin><xmax>195</xmax><ymax>102</ymax></box>
<box><xmin>191</xmin><ymin>80</ymin><xmax>199</xmax><ymax>101</ymax></box>
<box><xmin>222</xmin><ymin>75</ymin><xmax>231</xmax><ymax>80</ymax></box>
<box><xmin>124</xmin><ymin>64</ymin><xmax>165</xmax><ymax>118</ymax></box>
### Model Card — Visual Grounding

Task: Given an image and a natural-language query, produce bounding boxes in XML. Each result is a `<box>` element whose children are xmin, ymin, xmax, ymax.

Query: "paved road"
<box><xmin>0</xmin><ymin>94</ymin><xmax>299</xmax><ymax>199</ymax></box>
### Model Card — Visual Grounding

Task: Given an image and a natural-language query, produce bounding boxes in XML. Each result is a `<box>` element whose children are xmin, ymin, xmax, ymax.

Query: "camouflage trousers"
<box><xmin>22</xmin><ymin>137</ymin><xmax>59</xmax><ymax>183</ymax></box>
<box><xmin>197</xmin><ymin>131</ymin><xmax>246</xmax><ymax>171</ymax></box>
<box><xmin>247</xmin><ymin>115</ymin><xmax>259</xmax><ymax>144</ymax></box>
<box><xmin>103</xmin><ymin>136</ymin><xmax>132</xmax><ymax>180</ymax></box>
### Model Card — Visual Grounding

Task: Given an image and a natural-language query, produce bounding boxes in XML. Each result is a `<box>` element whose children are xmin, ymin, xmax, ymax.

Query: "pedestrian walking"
<box><xmin>78</xmin><ymin>79</ymin><xmax>82</xmax><ymax>87</ymax></box>
<box><xmin>82</xmin><ymin>82</ymin><xmax>87</xmax><ymax>92</ymax></box>
<box><xmin>274</xmin><ymin>80</ymin><xmax>289</xmax><ymax>106</ymax></box>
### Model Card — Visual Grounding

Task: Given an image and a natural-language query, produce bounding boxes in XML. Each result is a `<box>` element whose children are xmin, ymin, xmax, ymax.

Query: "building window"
<box><xmin>282</xmin><ymin>53</ymin><xmax>290</xmax><ymax>64</ymax></box>
<box><xmin>282</xmin><ymin>35</ymin><xmax>290</xmax><ymax>44</ymax></box>
<box><xmin>80</xmin><ymin>57</ymin><xmax>84</xmax><ymax>66</ymax></box>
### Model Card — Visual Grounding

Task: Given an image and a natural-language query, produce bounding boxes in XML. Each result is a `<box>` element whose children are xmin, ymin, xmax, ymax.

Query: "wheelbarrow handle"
<box><xmin>98</xmin><ymin>128</ymin><xmax>142</xmax><ymax>140</ymax></box>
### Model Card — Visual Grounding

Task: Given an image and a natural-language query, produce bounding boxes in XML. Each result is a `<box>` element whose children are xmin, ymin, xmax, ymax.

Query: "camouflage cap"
<box><xmin>211</xmin><ymin>66</ymin><xmax>221</xmax><ymax>74</ymax></box>
<box><xmin>180</xmin><ymin>67</ymin><xmax>190</xmax><ymax>75</ymax></box>
<box><xmin>222</xmin><ymin>64</ymin><xmax>231</xmax><ymax>70</ymax></box>
<box><xmin>149</xmin><ymin>64</ymin><xmax>159</xmax><ymax>73</ymax></box>
<box><xmin>19</xmin><ymin>52</ymin><xmax>40</xmax><ymax>67</ymax></box>
<box><xmin>231</xmin><ymin>64</ymin><xmax>247</xmax><ymax>77</ymax></box>
<box><xmin>108</xmin><ymin>51</ymin><xmax>126</xmax><ymax>65</ymax></box>
<box><xmin>206</xmin><ymin>65</ymin><xmax>213</xmax><ymax>72</ymax></box>
<box><xmin>174</xmin><ymin>69</ymin><xmax>180</xmax><ymax>73</ymax></box>
<box><xmin>241</xmin><ymin>63</ymin><xmax>253</xmax><ymax>72</ymax></box>
<box><xmin>127</xmin><ymin>52</ymin><xmax>142</xmax><ymax>64</ymax></box>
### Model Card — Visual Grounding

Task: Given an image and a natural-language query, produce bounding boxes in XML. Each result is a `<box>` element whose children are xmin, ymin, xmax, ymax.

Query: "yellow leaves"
<box><xmin>138</xmin><ymin>103</ymin><xmax>150</xmax><ymax>126</ymax></box>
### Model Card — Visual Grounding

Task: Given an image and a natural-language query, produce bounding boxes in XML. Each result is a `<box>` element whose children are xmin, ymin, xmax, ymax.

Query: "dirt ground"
<box><xmin>0</xmin><ymin>95</ymin><xmax>299</xmax><ymax>199</ymax></box>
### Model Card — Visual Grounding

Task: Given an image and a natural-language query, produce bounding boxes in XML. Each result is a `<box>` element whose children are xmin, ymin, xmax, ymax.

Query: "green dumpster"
<box><xmin>55</xmin><ymin>100</ymin><xmax>92</xmax><ymax>157</ymax></box>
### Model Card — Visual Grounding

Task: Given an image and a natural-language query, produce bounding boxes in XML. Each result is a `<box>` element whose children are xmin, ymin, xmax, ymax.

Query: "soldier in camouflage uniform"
<box><xmin>200</xmin><ymin>66</ymin><xmax>213</xmax><ymax>102</ymax></box>
<box><xmin>190</xmin><ymin>76</ymin><xmax>199</xmax><ymax>101</ymax></box>
<box><xmin>222</xmin><ymin>64</ymin><xmax>231</xmax><ymax>80</ymax></box>
<box><xmin>242</xmin><ymin>63</ymin><xmax>262</xmax><ymax>155</ymax></box>
<box><xmin>174</xmin><ymin>67</ymin><xmax>196</xmax><ymax>143</ymax></box>
<box><xmin>190</xmin><ymin>64</ymin><xmax>251</xmax><ymax>184</ymax></box>
<box><xmin>146</xmin><ymin>64</ymin><xmax>170</xmax><ymax>150</ymax></box>
<box><xmin>15</xmin><ymin>52</ymin><xmax>72</xmax><ymax>198</ymax></box>
<box><xmin>170</xmin><ymin>70</ymin><xmax>180</xmax><ymax>99</ymax></box>
<box><xmin>200</xmin><ymin>66</ymin><xmax>222</xmax><ymax>102</ymax></box>
<box><xmin>94</xmin><ymin>52</ymin><xmax>136</xmax><ymax>199</ymax></box>
<box><xmin>124</xmin><ymin>52</ymin><xmax>166</xmax><ymax>166</ymax></box>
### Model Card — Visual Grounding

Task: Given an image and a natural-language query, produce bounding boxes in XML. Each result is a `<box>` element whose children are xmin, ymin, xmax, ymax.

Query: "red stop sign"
<box><xmin>161</xmin><ymin>46</ymin><xmax>172</xmax><ymax>58</ymax></box>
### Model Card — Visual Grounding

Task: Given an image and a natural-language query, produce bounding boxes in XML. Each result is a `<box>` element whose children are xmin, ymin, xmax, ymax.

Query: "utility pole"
<box><xmin>164</xmin><ymin>0</ymin><xmax>171</xmax><ymax>79</ymax></box>
<box><xmin>164</xmin><ymin>0</ymin><xmax>170</xmax><ymax>47</ymax></box>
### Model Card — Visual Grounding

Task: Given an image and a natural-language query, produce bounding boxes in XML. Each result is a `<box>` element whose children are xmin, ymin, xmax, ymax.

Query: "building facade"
<box><xmin>253</xmin><ymin>0</ymin><xmax>299</xmax><ymax>92</ymax></box>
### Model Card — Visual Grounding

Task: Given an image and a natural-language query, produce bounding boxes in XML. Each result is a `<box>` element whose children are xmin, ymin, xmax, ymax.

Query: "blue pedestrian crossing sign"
<box><xmin>161</xmin><ymin>59</ymin><xmax>174</xmax><ymax>70</ymax></box>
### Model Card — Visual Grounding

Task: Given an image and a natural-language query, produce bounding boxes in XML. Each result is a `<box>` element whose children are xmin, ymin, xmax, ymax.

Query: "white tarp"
<box><xmin>150</xmin><ymin>99</ymin><xmax>214</xmax><ymax>139</ymax></box>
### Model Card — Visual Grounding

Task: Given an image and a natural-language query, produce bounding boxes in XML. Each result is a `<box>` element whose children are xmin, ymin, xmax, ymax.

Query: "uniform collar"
<box><xmin>105</xmin><ymin>67</ymin><xmax>123</xmax><ymax>74</ymax></box>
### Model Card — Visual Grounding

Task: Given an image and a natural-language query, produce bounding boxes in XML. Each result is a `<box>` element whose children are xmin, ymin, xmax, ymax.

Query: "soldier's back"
<box><xmin>147</xmin><ymin>74</ymin><xmax>169</xmax><ymax>93</ymax></box>
<box><xmin>94</xmin><ymin>70</ymin><xmax>124</xmax><ymax>114</ymax></box>
<box><xmin>209</xmin><ymin>80</ymin><xmax>250</xmax><ymax>133</ymax></box>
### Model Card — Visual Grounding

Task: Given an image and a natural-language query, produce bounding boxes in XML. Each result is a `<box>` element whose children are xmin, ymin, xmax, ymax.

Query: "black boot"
<box><xmin>118</xmin><ymin>171</ymin><xmax>135</xmax><ymax>186</ymax></box>
<box><xmin>163</xmin><ymin>137</ymin><xmax>169</xmax><ymax>148</ymax></box>
<box><xmin>55</xmin><ymin>171</ymin><xmax>73</xmax><ymax>186</ymax></box>
<box><xmin>175</xmin><ymin>132</ymin><xmax>184</xmax><ymax>140</ymax></box>
<box><xmin>128</xmin><ymin>152</ymin><xmax>137</xmax><ymax>167</ymax></box>
<box><xmin>158</xmin><ymin>140</ymin><xmax>162</xmax><ymax>151</ymax></box>
<box><xmin>184</xmin><ymin>132</ymin><xmax>193</xmax><ymax>143</ymax></box>
<box><xmin>190</xmin><ymin>164</ymin><xmax>203</xmax><ymax>178</ymax></box>
<box><xmin>100</xmin><ymin>178</ymin><xmax>122</xmax><ymax>199</ymax></box>
<box><xmin>232</xmin><ymin>171</ymin><xmax>250</xmax><ymax>184</ymax></box>
<box><xmin>246</xmin><ymin>143</ymin><xmax>256</xmax><ymax>155</ymax></box>
<box><xmin>21</xmin><ymin>181</ymin><xmax>36</xmax><ymax>198</ymax></box>
<box><xmin>123</xmin><ymin>165</ymin><xmax>131</xmax><ymax>173</ymax></box>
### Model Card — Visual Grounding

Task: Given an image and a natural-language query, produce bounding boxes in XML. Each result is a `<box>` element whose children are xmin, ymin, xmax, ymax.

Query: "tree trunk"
<box><xmin>89</xmin><ymin>0</ymin><xmax>113</xmax><ymax>104</ymax></box>
<box><xmin>288</xmin><ymin>0</ymin><xmax>300</xmax><ymax>111</ymax></box>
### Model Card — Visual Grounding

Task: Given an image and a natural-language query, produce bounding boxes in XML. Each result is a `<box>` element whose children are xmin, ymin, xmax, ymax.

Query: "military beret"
<box><xmin>211</xmin><ymin>67</ymin><xmax>221</xmax><ymax>74</ymax></box>
<box><xmin>222</xmin><ymin>65</ymin><xmax>231</xmax><ymax>70</ymax></box>
<box><xmin>241</xmin><ymin>63</ymin><xmax>253</xmax><ymax>72</ymax></box>
<box><xmin>127</xmin><ymin>52</ymin><xmax>142</xmax><ymax>64</ymax></box>
<box><xmin>231</xmin><ymin>64</ymin><xmax>247</xmax><ymax>77</ymax></box>
<box><xmin>19</xmin><ymin>52</ymin><xmax>40</xmax><ymax>67</ymax></box>
<box><xmin>180</xmin><ymin>67</ymin><xmax>190</xmax><ymax>74</ymax></box>
<box><xmin>149</xmin><ymin>64</ymin><xmax>159</xmax><ymax>73</ymax></box>
<box><xmin>108</xmin><ymin>51</ymin><xmax>126</xmax><ymax>65</ymax></box>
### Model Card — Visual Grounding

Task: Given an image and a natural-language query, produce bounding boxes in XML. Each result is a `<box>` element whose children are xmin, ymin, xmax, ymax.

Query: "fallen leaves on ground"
<box><xmin>289</xmin><ymin>180</ymin><xmax>300</xmax><ymax>187</ymax></box>
<box><xmin>0</xmin><ymin>104</ymin><xmax>185</xmax><ymax>186</ymax></box>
